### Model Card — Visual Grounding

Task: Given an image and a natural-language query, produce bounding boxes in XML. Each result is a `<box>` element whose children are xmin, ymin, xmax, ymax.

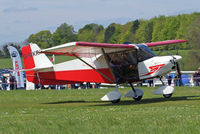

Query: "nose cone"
<box><xmin>173</xmin><ymin>55</ymin><xmax>182</xmax><ymax>61</ymax></box>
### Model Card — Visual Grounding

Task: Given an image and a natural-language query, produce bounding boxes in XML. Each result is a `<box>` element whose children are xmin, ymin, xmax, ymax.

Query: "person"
<box><xmin>9</xmin><ymin>75</ymin><xmax>16</xmax><ymax>90</ymax></box>
<box><xmin>95</xmin><ymin>83</ymin><xmax>101</xmax><ymax>88</ymax></box>
<box><xmin>86</xmin><ymin>82</ymin><xmax>91</xmax><ymax>89</ymax></box>
<box><xmin>166</xmin><ymin>74</ymin><xmax>172</xmax><ymax>86</ymax></box>
<box><xmin>174</xmin><ymin>74</ymin><xmax>180</xmax><ymax>86</ymax></box>
<box><xmin>70</xmin><ymin>84</ymin><xmax>75</xmax><ymax>89</ymax></box>
<box><xmin>193</xmin><ymin>70</ymin><xmax>200</xmax><ymax>86</ymax></box>
<box><xmin>148</xmin><ymin>79</ymin><xmax>154</xmax><ymax>87</ymax></box>
<box><xmin>0</xmin><ymin>74</ymin><xmax>7</xmax><ymax>90</ymax></box>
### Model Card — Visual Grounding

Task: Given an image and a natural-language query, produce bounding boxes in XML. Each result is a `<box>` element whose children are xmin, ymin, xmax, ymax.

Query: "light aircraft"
<box><xmin>22</xmin><ymin>39</ymin><xmax>187</xmax><ymax>103</ymax></box>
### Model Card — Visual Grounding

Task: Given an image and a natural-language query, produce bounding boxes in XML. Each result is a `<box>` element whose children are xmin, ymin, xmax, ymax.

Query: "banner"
<box><xmin>7</xmin><ymin>46</ymin><xmax>24</xmax><ymax>88</ymax></box>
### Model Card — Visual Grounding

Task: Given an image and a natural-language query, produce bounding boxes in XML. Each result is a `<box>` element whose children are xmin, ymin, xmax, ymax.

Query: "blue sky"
<box><xmin>0</xmin><ymin>0</ymin><xmax>200</xmax><ymax>46</ymax></box>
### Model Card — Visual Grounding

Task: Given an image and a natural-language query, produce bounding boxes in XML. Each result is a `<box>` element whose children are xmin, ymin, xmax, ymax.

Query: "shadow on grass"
<box><xmin>43</xmin><ymin>100</ymin><xmax>87</xmax><ymax>104</ymax></box>
<box><xmin>95</xmin><ymin>95</ymin><xmax>200</xmax><ymax>106</ymax></box>
<box><xmin>42</xmin><ymin>95</ymin><xmax>200</xmax><ymax>106</ymax></box>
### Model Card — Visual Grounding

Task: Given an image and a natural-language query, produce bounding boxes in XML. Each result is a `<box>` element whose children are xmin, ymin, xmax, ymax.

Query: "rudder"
<box><xmin>22</xmin><ymin>43</ymin><xmax>53</xmax><ymax>84</ymax></box>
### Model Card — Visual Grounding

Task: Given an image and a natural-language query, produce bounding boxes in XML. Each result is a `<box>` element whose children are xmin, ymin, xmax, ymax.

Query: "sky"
<box><xmin>0</xmin><ymin>0</ymin><xmax>200</xmax><ymax>46</ymax></box>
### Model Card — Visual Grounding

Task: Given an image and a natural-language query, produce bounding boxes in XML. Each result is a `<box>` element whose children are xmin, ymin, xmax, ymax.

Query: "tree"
<box><xmin>103</xmin><ymin>23</ymin><xmax>122</xmax><ymax>43</ymax></box>
<box><xmin>52</xmin><ymin>23</ymin><xmax>77</xmax><ymax>45</ymax></box>
<box><xmin>28</xmin><ymin>30</ymin><xmax>52</xmax><ymax>48</ymax></box>
<box><xmin>78</xmin><ymin>23</ymin><xmax>104</xmax><ymax>42</ymax></box>
<box><xmin>1</xmin><ymin>43</ymin><xmax>21</xmax><ymax>57</ymax></box>
<box><xmin>0</xmin><ymin>50</ymin><xmax>3</xmax><ymax>57</ymax></box>
<box><xmin>186</xmin><ymin>16</ymin><xmax>200</xmax><ymax>49</ymax></box>
<box><xmin>131</xmin><ymin>20</ymin><xmax>140</xmax><ymax>34</ymax></box>
<box><xmin>152</xmin><ymin>16</ymin><xmax>167</xmax><ymax>42</ymax></box>
<box><xmin>104</xmin><ymin>23</ymin><xmax>116</xmax><ymax>43</ymax></box>
<box><xmin>134</xmin><ymin>20</ymin><xmax>153</xmax><ymax>43</ymax></box>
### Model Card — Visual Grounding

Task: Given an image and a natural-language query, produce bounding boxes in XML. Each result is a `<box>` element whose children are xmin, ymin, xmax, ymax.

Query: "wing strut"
<box><xmin>101</xmin><ymin>48</ymin><xmax>117</xmax><ymax>83</ymax></box>
<box><xmin>36</xmin><ymin>71</ymin><xmax>41</xmax><ymax>86</ymax></box>
<box><xmin>71</xmin><ymin>53</ymin><xmax>114</xmax><ymax>83</ymax></box>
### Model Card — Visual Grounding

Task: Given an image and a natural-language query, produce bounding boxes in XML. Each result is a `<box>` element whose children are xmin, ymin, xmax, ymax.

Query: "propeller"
<box><xmin>171</xmin><ymin>55</ymin><xmax>183</xmax><ymax>86</ymax></box>
<box><xmin>166</xmin><ymin>50</ymin><xmax>182</xmax><ymax>85</ymax></box>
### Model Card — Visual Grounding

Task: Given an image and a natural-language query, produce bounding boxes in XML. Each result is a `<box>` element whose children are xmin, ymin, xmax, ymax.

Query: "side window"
<box><xmin>137</xmin><ymin>48</ymin><xmax>154</xmax><ymax>62</ymax></box>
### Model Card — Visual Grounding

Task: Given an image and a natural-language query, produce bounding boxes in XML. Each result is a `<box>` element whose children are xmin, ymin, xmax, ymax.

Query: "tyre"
<box><xmin>133</xmin><ymin>95</ymin><xmax>143</xmax><ymax>101</ymax></box>
<box><xmin>111</xmin><ymin>99</ymin><xmax>120</xmax><ymax>104</ymax></box>
<box><xmin>163</xmin><ymin>93</ymin><xmax>172</xmax><ymax>98</ymax></box>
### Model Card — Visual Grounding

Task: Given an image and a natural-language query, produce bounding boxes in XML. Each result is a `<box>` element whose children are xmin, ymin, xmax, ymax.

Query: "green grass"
<box><xmin>0</xmin><ymin>57</ymin><xmax>13</xmax><ymax>69</ymax></box>
<box><xmin>0</xmin><ymin>87</ymin><xmax>200</xmax><ymax>134</ymax></box>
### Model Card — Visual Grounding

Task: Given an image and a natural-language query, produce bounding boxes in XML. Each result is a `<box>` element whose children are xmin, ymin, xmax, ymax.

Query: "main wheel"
<box><xmin>163</xmin><ymin>93</ymin><xmax>173</xmax><ymax>98</ymax></box>
<box><xmin>111</xmin><ymin>99</ymin><xmax>120</xmax><ymax>104</ymax></box>
<box><xmin>133</xmin><ymin>95</ymin><xmax>143</xmax><ymax>101</ymax></box>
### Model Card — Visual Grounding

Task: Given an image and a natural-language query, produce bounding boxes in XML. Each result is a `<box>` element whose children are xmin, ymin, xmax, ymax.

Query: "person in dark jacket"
<box><xmin>9</xmin><ymin>75</ymin><xmax>16</xmax><ymax>90</ymax></box>
<box><xmin>1</xmin><ymin>74</ymin><xmax>7</xmax><ymax>90</ymax></box>
<box><xmin>167</xmin><ymin>74</ymin><xmax>172</xmax><ymax>86</ymax></box>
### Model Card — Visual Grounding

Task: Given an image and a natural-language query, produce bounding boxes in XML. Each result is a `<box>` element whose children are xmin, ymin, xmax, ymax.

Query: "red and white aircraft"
<box><xmin>22</xmin><ymin>39</ymin><xmax>186</xmax><ymax>103</ymax></box>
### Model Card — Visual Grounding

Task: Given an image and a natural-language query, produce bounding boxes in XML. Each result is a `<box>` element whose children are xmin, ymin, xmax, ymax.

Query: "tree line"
<box><xmin>1</xmin><ymin>12</ymin><xmax>200</xmax><ymax>57</ymax></box>
<box><xmin>28</xmin><ymin>12</ymin><xmax>200</xmax><ymax>50</ymax></box>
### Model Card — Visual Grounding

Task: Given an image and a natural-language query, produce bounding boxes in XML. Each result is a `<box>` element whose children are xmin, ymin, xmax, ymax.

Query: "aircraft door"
<box><xmin>107</xmin><ymin>50</ymin><xmax>139</xmax><ymax>84</ymax></box>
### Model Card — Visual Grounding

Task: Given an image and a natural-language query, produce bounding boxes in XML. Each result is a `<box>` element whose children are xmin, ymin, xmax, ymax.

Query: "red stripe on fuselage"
<box><xmin>28</xmin><ymin>68</ymin><xmax>114</xmax><ymax>85</ymax></box>
<box><xmin>140</xmin><ymin>64</ymin><xmax>165</xmax><ymax>77</ymax></box>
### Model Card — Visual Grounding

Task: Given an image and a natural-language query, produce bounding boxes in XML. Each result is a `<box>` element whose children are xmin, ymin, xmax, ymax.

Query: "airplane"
<box><xmin>21</xmin><ymin>39</ymin><xmax>187</xmax><ymax>103</ymax></box>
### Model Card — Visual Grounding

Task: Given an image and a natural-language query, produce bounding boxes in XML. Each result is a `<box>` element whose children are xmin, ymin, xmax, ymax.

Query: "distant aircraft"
<box><xmin>22</xmin><ymin>39</ymin><xmax>187</xmax><ymax>103</ymax></box>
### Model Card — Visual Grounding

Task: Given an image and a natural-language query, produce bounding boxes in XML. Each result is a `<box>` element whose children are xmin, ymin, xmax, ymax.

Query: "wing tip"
<box><xmin>146</xmin><ymin>39</ymin><xmax>187</xmax><ymax>47</ymax></box>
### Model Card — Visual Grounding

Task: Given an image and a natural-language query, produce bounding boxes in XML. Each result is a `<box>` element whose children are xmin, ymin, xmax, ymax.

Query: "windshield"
<box><xmin>135</xmin><ymin>44</ymin><xmax>156</xmax><ymax>62</ymax></box>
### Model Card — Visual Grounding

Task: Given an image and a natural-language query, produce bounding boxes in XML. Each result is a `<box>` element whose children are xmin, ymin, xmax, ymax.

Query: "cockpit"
<box><xmin>107</xmin><ymin>44</ymin><xmax>156</xmax><ymax>83</ymax></box>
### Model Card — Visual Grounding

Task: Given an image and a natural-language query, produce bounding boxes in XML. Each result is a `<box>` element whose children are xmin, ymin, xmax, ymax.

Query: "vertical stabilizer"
<box><xmin>30</xmin><ymin>43</ymin><xmax>53</xmax><ymax>69</ymax></box>
<box><xmin>22</xmin><ymin>43</ymin><xmax>53</xmax><ymax>69</ymax></box>
<box><xmin>22</xmin><ymin>43</ymin><xmax>53</xmax><ymax>84</ymax></box>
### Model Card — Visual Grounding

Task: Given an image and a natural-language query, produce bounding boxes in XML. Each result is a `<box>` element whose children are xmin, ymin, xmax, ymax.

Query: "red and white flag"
<box><xmin>50</xmin><ymin>54</ymin><xmax>55</xmax><ymax>64</ymax></box>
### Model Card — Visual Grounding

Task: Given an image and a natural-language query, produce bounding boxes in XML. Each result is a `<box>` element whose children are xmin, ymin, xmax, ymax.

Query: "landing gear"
<box><xmin>124</xmin><ymin>83</ymin><xmax>144</xmax><ymax>101</ymax></box>
<box><xmin>152</xmin><ymin>77</ymin><xmax>174</xmax><ymax>98</ymax></box>
<box><xmin>101</xmin><ymin>84</ymin><xmax>121</xmax><ymax>103</ymax></box>
<box><xmin>163</xmin><ymin>93</ymin><xmax>173</xmax><ymax>98</ymax></box>
<box><xmin>133</xmin><ymin>95</ymin><xmax>143</xmax><ymax>101</ymax></box>
<box><xmin>111</xmin><ymin>99</ymin><xmax>121</xmax><ymax>104</ymax></box>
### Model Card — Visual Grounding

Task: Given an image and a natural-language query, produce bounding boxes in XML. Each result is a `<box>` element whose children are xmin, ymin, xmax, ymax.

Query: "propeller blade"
<box><xmin>175</xmin><ymin>62</ymin><xmax>183</xmax><ymax>86</ymax></box>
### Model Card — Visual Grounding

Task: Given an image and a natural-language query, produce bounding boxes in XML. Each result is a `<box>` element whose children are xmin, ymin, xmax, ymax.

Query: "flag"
<box><xmin>7</xmin><ymin>46</ymin><xmax>24</xmax><ymax>88</ymax></box>
<box><xmin>50</xmin><ymin>54</ymin><xmax>55</xmax><ymax>64</ymax></box>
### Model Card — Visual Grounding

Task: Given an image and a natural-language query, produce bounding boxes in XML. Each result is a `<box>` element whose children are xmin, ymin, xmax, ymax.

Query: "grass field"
<box><xmin>0</xmin><ymin>87</ymin><xmax>200</xmax><ymax>134</ymax></box>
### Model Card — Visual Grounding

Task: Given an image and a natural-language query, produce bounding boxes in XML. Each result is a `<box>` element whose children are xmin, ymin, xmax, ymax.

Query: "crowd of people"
<box><xmin>33</xmin><ymin>82</ymin><xmax>101</xmax><ymax>90</ymax></box>
<box><xmin>0</xmin><ymin>73</ymin><xmax>17</xmax><ymax>90</ymax></box>
<box><xmin>147</xmin><ymin>68</ymin><xmax>200</xmax><ymax>87</ymax></box>
<box><xmin>68</xmin><ymin>82</ymin><xmax>101</xmax><ymax>89</ymax></box>
<box><xmin>2</xmin><ymin>68</ymin><xmax>200</xmax><ymax>90</ymax></box>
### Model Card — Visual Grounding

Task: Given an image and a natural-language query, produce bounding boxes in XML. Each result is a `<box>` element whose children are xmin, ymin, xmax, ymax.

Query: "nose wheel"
<box><xmin>152</xmin><ymin>77</ymin><xmax>174</xmax><ymax>98</ymax></box>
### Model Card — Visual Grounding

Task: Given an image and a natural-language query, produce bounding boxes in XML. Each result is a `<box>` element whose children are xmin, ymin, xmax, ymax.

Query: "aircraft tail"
<box><xmin>22</xmin><ymin>43</ymin><xmax>53</xmax><ymax>84</ymax></box>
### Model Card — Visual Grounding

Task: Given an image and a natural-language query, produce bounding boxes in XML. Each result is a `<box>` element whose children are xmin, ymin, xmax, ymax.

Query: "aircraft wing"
<box><xmin>146</xmin><ymin>39</ymin><xmax>186</xmax><ymax>47</ymax></box>
<box><xmin>41</xmin><ymin>42</ymin><xmax>135</xmax><ymax>58</ymax></box>
<box><xmin>41</xmin><ymin>39</ymin><xmax>187</xmax><ymax>58</ymax></box>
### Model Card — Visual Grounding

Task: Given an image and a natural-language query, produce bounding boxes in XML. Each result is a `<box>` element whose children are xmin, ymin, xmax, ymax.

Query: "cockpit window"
<box><xmin>106</xmin><ymin>45</ymin><xmax>155</xmax><ymax>83</ymax></box>
<box><xmin>136</xmin><ymin>44</ymin><xmax>156</xmax><ymax>62</ymax></box>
